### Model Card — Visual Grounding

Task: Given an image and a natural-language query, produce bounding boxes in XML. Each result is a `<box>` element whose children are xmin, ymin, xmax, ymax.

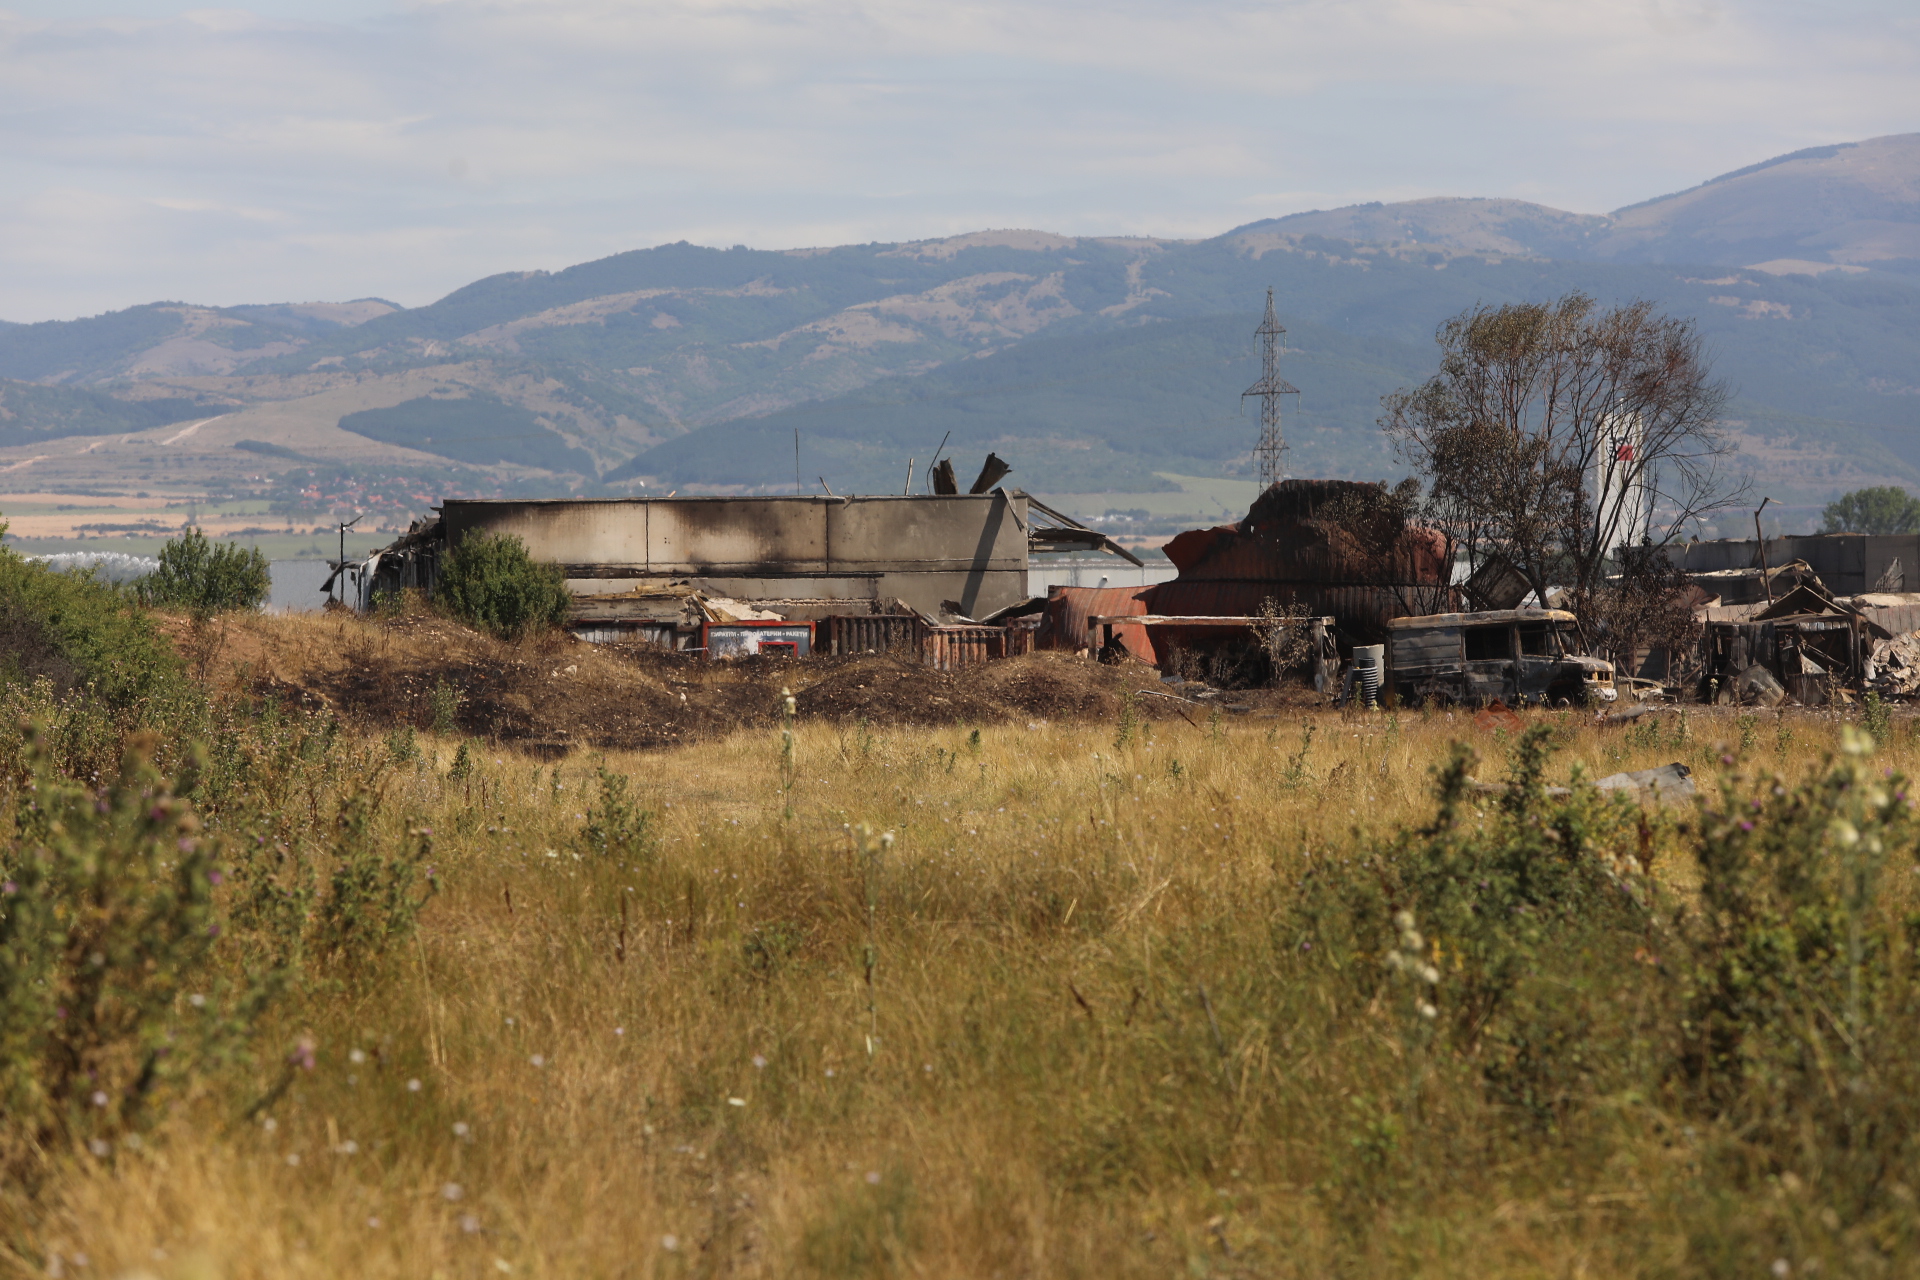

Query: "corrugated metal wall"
<box><xmin>1034</xmin><ymin>586</ymin><xmax>1153</xmax><ymax>660</ymax></box>
<box><xmin>923</xmin><ymin>626</ymin><xmax>1003</xmax><ymax>671</ymax></box>
<box><xmin>824</xmin><ymin>615</ymin><xmax>925</xmax><ymax>656</ymax></box>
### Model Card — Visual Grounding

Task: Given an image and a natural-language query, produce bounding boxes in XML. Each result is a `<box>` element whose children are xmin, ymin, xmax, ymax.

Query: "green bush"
<box><xmin>0</xmin><ymin>734</ymin><xmax>253</xmax><ymax>1163</ymax></box>
<box><xmin>136</xmin><ymin>527</ymin><xmax>271</xmax><ymax>614</ymax></box>
<box><xmin>435</xmin><ymin>531</ymin><xmax>569</xmax><ymax>639</ymax></box>
<box><xmin>0</xmin><ymin>548</ymin><xmax>184</xmax><ymax>713</ymax></box>
<box><xmin>580</xmin><ymin>762</ymin><xmax>654</xmax><ymax>860</ymax></box>
<box><xmin>1293</xmin><ymin>725</ymin><xmax>1641</xmax><ymax>1036</ymax></box>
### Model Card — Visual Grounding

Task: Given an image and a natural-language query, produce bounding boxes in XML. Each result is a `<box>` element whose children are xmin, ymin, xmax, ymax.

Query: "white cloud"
<box><xmin>0</xmin><ymin>0</ymin><xmax>1914</xmax><ymax>319</ymax></box>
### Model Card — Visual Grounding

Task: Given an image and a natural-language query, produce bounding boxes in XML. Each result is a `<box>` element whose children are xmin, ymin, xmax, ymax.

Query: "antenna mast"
<box><xmin>1242</xmin><ymin>287</ymin><xmax>1299</xmax><ymax>489</ymax></box>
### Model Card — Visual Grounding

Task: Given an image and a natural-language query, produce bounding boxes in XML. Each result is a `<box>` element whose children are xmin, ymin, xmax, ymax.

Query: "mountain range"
<box><xmin>2</xmin><ymin>132</ymin><xmax>1918</xmax><ymax>518</ymax></box>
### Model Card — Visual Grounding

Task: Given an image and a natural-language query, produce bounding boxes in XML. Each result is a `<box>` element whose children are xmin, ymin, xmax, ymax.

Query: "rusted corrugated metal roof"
<box><xmin>1144</xmin><ymin>481</ymin><xmax>1454</xmax><ymax>643</ymax></box>
<box><xmin>1036</xmin><ymin>586</ymin><xmax>1154</xmax><ymax>661</ymax></box>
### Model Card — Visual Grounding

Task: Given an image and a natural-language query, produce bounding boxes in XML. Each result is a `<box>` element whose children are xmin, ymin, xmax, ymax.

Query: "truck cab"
<box><xmin>1386</xmin><ymin>609</ymin><xmax>1617</xmax><ymax>707</ymax></box>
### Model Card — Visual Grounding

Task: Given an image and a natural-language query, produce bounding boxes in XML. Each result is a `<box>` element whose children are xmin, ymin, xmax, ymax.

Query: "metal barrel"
<box><xmin>1353</xmin><ymin>643</ymin><xmax>1385</xmax><ymax>709</ymax></box>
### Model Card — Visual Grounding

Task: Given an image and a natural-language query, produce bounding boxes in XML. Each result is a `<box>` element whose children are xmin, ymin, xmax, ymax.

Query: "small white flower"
<box><xmin>443</xmin><ymin>1182</ymin><xmax>465</xmax><ymax>1202</ymax></box>
<box><xmin>530</xmin><ymin>1054</ymin><xmax>545</xmax><ymax>1068</ymax></box>
<box><xmin>285</xmin><ymin>1153</ymin><xmax>300</xmax><ymax>1166</ymax></box>
<box><xmin>90</xmin><ymin>1091</ymin><xmax>108</xmax><ymax>1107</ymax></box>
<box><xmin>407</xmin><ymin>1078</ymin><xmax>422</xmax><ymax>1092</ymax></box>
<box><xmin>865</xmin><ymin>1171</ymin><xmax>881</xmax><ymax>1185</ymax></box>
<box><xmin>460</xmin><ymin>1214</ymin><xmax>482</xmax><ymax>1234</ymax></box>
<box><xmin>367</xmin><ymin>1216</ymin><xmax>382</xmax><ymax>1229</ymax></box>
<box><xmin>727</xmin><ymin>1097</ymin><xmax>746</xmax><ymax>1107</ymax></box>
<box><xmin>1418</xmin><ymin>1002</ymin><xmax>1438</xmax><ymax>1020</ymax></box>
<box><xmin>661</xmin><ymin>1235</ymin><xmax>679</xmax><ymax>1252</ymax></box>
<box><xmin>349</xmin><ymin>1048</ymin><xmax>366</xmax><ymax>1065</ymax></box>
<box><xmin>187</xmin><ymin>993</ymin><xmax>205</xmax><ymax>1008</ymax></box>
<box><xmin>453</xmin><ymin>1122</ymin><xmax>471</xmax><ymax>1138</ymax></box>
<box><xmin>751</xmin><ymin>1055</ymin><xmax>767</xmax><ymax>1069</ymax></box>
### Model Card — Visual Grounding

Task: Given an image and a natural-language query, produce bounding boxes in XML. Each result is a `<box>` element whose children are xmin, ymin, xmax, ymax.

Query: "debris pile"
<box><xmin>1865</xmin><ymin>632</ymin><xmax>1920</xmax><ymax>697</ymax></box>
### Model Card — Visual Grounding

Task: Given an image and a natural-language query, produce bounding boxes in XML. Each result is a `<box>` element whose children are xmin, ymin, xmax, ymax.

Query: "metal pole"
<box><xmin>336</xmin><ymin>513</ymin><xmax>363</xmax><ymax>606</ymax></box>
<box><xmin>1754</xmin><ymin>496</ymin><xmax>1774</xmax><ymax>606</ymax></box>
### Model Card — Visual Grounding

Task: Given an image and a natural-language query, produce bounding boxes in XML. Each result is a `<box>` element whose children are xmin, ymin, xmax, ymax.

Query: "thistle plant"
<box><xmin>429</xmin><ymin>678</ymin><xmax>462</xmax><ymax>736</ymax></box>
<box><xmin>779</xmin><ymin>686</ymin><xmax>798</xmax><ymax>821</ymax></box>
<box><xmin>1282</xmin><ymin>722</ymin><xmax>1316</xmax><ymax>789</ymax></box>
<box><xmin>849</xmin><ymin>823</ymin><xmax>894</xmax><ymax>1058</ymax></box>
<box><xmin>1113</xmin><ymin>693</ymin><xmax>1138</xmax><ymax>752</ymax></box>
<box><xmin>0</xmin><ymin>733</ymin><xmax>258</xmax><ymax>1164</ymax></box>
<box><xmin>580</xmin><ymin>763</ymin><xmax>652</xmax><ymax>861</ymax></box>
<box><xmin>1384</xmin><ymin>909</ymin><xmax>1440</xmax><ymax>1026</ymax></box>
<box><xmin>1862</xmin><ymin>690</ymin><xmax>1891</xmax><ymax>747</ymax></box>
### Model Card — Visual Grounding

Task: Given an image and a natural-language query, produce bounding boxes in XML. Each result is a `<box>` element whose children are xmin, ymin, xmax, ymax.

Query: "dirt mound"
<box><xmin>163</xmin><ymin>608</ymin><xmax>1209</xmax><ymax>752</ymax></box>
<box><xmin>790</xmin><ymin>650</ymin><xmax>1140</xmax><ymax>726</ymax></box>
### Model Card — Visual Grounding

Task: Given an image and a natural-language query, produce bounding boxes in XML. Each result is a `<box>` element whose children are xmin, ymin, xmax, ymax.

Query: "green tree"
<box><xmin>1822</xmin><ymin>486</ymin><xmax>1920</xmax><ymax>535</ymax></box>
<box><xmin>136</xmin><ymin>528</ymin><xmax>271</xmax><ymax>614</ymax></box>
<box><xmin>435</xmin><ymin>531</ymin><xmax>570</xmax><ymax>639</ymax></box>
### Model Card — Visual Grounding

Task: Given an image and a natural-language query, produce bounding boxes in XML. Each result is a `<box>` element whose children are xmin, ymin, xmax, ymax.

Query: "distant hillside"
<box><xmin>1</xmin><ymin>133</ymin><xmax>1918</xmax><ymax>508</ymax></box>
<box><xmin>1596</xmin><ymin>133</ymin><xmax>1920</xmax><ymax>272</ymax></box>
<box><xmin>644</xmin><ymin>250</ymin><xmax>1920</xmax><ymax>496</ymax></box>
<box><xmin>0</xmin><ymin>379</ymin><xmax>215</xmax><ymax>449</ymax></box>
<box><xmin>1240</xmin><ymin>133</ymin><xmax>1920</xmax><ymax>274</ymax></box>
<box><xmin>338</xmin><ymin>392</ymin><xmax>600</xmax><ymax>473</ymax></box>
<box><xmin>1231</xmin><ymin>199</ymin><xmax>1611</xmax><ymax>261</ymax></box>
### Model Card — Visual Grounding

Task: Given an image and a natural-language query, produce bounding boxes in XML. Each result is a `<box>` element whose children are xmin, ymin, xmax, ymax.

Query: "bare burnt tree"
<box><xmin>1250</xmin><ymin>596</ymin><xmax>1316</xmax><ymax>681</ymax></box>
<box><xmin>1582</xmin><ymin>543</ymin><xmax>1702</xmax><ymax>682</ymax></box>
<box><xmin>1382</xmin><ymin>292</ymin><xmax>1741</xmax><ymax>608</ymax></box>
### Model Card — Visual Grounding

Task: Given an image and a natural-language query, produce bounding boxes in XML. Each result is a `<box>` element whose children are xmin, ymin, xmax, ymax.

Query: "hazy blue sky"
<box><xmin>1</xmin><ymin>0</ymin><xmax>1915</xmax><ymax>321</ymax></box>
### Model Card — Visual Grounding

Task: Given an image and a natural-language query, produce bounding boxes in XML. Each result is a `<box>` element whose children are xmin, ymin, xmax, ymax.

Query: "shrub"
<box><xmin>580</xmin><ymin>762</ymin><xmax>653</xmax><ymax>860</ymax></box>
<box><xmin>309</xmin><ymin>791</ymin><xmax>438</xmax><ymax>973</ymax></box>
<box><xmin>435</xmin><ymin>531</ymin><xmax>569</xmax><ymax>639</ymax></box>
<box><xmin>136</xmin><ymin>527</ymin><xmax>271</xmax><ymax>614</ymax></box>
<box><xmin>1292</xmin><ymin>725</ymin><xmax>1645</xmax><ymax>1051</ymax></box>
<box><xmin>0</xmin><ymin>734</ymin><xmax>256</xmax><ymax>1164</ymax></box>
<box><xmin>0</xmin><ymin>547</ymin><xmax>185</xmax><ymax>714</ymax></box>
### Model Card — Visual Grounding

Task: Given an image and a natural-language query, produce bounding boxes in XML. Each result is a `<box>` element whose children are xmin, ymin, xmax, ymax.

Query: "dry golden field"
<box><xmin>6</xmin><ymin>607</ymin><xmax>1920</xmax><ymax>1280</ymax></box>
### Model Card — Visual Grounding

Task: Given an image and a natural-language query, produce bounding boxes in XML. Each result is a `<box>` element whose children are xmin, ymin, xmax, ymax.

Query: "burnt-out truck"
<box><xmin>1386</xmin><ymin>609</ymin><xmax>1617</xmax><ymax>707</ymax></box>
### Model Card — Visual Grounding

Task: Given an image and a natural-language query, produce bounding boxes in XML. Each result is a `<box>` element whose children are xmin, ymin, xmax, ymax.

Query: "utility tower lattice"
<box><xmin>1242</xmin><ymin>287</ymin><xmax>1300</xmax><ymax>489</ymax></box>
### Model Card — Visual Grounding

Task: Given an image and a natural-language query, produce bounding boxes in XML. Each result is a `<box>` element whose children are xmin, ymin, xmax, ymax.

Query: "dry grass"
<box><xmin>7</xmin><ymin>629</ymin><xmax>1916</xmax><ymax>1278</ymax></box>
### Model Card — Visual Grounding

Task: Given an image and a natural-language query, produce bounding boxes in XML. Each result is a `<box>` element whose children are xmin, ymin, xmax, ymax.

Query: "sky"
<box><xmin>1</xmin><ymin>0</ymin><xmax>1915</xmax><ymax>323</ymax></box>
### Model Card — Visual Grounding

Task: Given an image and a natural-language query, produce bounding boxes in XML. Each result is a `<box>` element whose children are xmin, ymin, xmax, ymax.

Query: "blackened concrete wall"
<box><xmin>439</xmin><ymin>493</ymin><xmax>1032</xmax><ymax>619</ymax></box>
<box><xmin>1677</xmin><ymin>534</ymin><xmax>1920</xmax><ymax>596</ymax></box>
